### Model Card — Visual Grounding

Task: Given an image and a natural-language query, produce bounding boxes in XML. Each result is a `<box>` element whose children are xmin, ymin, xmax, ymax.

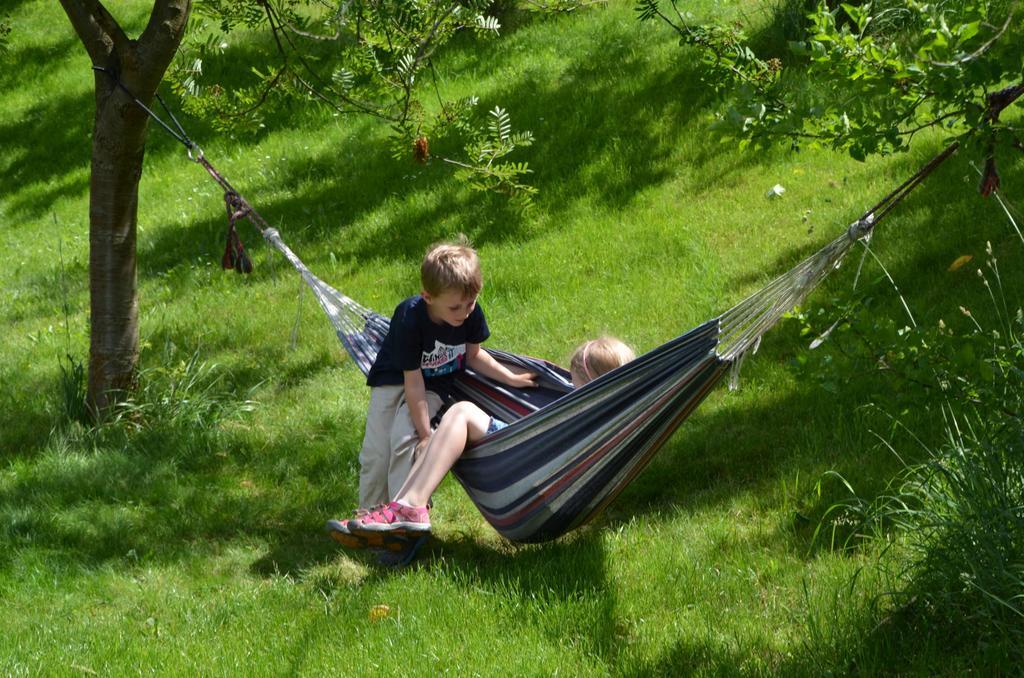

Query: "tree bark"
<box><xmin>59</xmin><ymin>0</ymin><xmax>191</xmax><ymax>416</ymax></box>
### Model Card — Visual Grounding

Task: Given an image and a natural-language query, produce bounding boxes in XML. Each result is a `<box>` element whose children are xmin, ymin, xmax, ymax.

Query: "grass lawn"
<box><xmin>2</xmin><ymin>0</ymin><xmax>1022</xmax><ymax>674</ymax></box>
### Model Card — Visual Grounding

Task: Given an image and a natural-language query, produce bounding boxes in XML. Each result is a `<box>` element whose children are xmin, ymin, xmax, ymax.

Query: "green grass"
<box><xmin>2</xmin><ymin>0</ymin><xmax>1023</xmax><ymax>674</ymax></box>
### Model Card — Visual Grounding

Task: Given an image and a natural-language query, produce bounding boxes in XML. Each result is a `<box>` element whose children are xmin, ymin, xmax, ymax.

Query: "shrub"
<box><xmin>805</xmin><ymin>243</ymin><xmax>1024</xmax><ymax>663</ymax></box>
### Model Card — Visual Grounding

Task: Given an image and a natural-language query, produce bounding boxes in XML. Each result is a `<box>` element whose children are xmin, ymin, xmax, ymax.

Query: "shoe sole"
<box><xmin>349</xmin><ymin>522</ymin><xmax>431</xmax><ymax>536</ymax></box>
<box><xmin>325</xmin><ymin>520</ymin><xmax>423</xmax><ymax>553</ymax></box>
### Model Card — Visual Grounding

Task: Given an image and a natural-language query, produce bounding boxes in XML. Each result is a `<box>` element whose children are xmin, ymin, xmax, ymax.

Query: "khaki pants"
<box><xmin>358</xmin><ymin>385</ymin><xmax>444</xmax><ymax>508</ymax></box>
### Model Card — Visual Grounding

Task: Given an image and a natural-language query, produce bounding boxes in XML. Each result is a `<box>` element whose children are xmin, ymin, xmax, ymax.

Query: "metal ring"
<box><xmin>847</xmin><ymin>213</ymin><xmax>875</xmax><ymax>241</ymax></box>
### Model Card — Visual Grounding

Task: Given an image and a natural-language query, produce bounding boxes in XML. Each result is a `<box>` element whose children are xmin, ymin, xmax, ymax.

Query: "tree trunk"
<box><xmin>59</xmin><ymin>0</ymin><xmax>191</xmax><ymax>417</ymax></box>
<box><xmin>87</xmin><ymin>70</ymin><xmax>149</xmax><ymax>412</ymax></box>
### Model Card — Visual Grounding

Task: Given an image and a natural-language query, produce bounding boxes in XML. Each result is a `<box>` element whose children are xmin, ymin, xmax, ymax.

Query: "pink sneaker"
<box><xmin>350</xmin><ymin>501</ymin><xmax>431</xmax><ymax>533</ymax></box>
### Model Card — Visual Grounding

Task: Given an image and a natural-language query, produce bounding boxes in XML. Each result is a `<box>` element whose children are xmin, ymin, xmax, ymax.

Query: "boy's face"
<box><xmin>423</xmin><ymin>289</ymin><xmax>478</xmax><ymax>327</ymax></box>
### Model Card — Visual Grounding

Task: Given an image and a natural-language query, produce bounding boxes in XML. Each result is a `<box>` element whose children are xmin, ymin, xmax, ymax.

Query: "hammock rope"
<box><xmin>98</xmin><ymin>69</ymin><xmax>1024</xmax><ymax>542</ymax></box>
<box><xmin>716</xmin><ymin>140</ymin><xmax>960</xmax><ymax>364</ymax></box>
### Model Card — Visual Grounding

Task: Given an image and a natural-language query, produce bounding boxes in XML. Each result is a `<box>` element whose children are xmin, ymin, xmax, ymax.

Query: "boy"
<box><xmin>356</xmin><ymin>236</ymin><xmax>536</xmax><ymax>511</ymax></box>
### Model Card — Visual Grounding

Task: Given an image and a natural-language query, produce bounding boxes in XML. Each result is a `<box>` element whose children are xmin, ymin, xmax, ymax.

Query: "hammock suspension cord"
<box><xmin>715</xmin><ymin>139</ymin><xmax>959</xmax><ymax>368</ymax></box>
<box><xmin>94</xmin><ymin>67</ymin><xmax>391</xmax><ymax>366</ymax></box>
<box><xmin>714</xmin><ymin>83</ymin><xmax>1024</xmax><ymax>368</ymax></box>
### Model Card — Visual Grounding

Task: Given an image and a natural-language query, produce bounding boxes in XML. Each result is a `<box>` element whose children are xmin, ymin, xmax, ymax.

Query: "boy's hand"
<box><xmin>465</xmin><ymin>345</ymin><xmax>538</xmax><ymax>389</ymax></box>
<box><xmin>506</xmin><ymin>371</ymin><xmax>538</xmax><ymax>389</ymax></box>
<box><xmin>414</xmin><ymin>433</ymin><xmax>432</xmax><ymax>457</ymax></box>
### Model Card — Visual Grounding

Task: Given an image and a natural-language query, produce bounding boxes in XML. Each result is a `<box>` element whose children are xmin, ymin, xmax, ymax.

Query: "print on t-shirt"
<box><xmin>421</xmin><ymin>340</ymin><xmax>466</xmax><ymax>378</ymax></box>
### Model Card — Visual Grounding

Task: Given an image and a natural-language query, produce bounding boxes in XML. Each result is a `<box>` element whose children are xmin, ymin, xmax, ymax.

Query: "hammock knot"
<box><xmin>847</xmin><ymin>214</ymin><xmax>875</xmax><ymax>242</ymax></box>
<box><xmin>221</xmin><ymin>190</ymin><xmax>253</xmax><ymax>274</ymax></box>
<box><xmin>224</xmin><ymin>191</ymin><xmax>248</xmax><ymax>223</ymax></box>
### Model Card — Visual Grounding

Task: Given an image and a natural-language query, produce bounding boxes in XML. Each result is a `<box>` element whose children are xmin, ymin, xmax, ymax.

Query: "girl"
<box><xmin>347</xmin><ymin>336</ymin><xmax>636</xmax><ymax>534</ymax></box>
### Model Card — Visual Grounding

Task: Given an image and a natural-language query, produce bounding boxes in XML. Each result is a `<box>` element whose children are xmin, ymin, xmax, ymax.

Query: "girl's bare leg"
<box><xmin>395</xmin><ymin>402</ymin><xmax>491</xmax><ymax>507</ymax></box>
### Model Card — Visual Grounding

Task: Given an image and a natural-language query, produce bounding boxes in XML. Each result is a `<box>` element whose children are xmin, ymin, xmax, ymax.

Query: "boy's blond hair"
<box><xmin>570</xmin><ymin>336</ymin><xmax>635</xmax><ymax>385</ymax></box>
<box><xmin>421</xmin><ymin>235</ymin><xmax>483</xmax><ymax>297</ymax></box>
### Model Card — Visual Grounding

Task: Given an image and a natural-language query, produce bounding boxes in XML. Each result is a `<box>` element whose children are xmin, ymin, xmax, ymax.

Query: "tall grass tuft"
<box><xmin>895</xmin><ymin>413</ymin><xmax>1024</xmax><ymax>655</ymax></box>
<box><xmin>106</xmin><ymin>347</ymin><xmax>258</xmax><ymax>432</ymax></box>
<box><xmin>54</xmin><ymin>231</ymin><xmax>90</xmax><ymax>429</ymax></box>
<box><xmin>56</xmin><ymin>353</ymin><xmax>89</xmax><ymax>427</ymax></box>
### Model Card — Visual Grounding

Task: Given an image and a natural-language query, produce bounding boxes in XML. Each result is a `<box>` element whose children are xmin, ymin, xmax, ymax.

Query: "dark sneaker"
<box><xmin>375</xmin><ymin>534</ymin><xmax>430</xmax><ymax>568</ymax></box>
<box><xmin>349</xmin><ymin>501</ymin><xmax>431</xmax><ymax>533</ymax></box>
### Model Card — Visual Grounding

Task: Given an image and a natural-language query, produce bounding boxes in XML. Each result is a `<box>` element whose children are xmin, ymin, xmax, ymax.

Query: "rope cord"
<box><xmin>868</xmin><ymin>141</ymin><xmax>960</xmax><ymax>226</ymax></box>
<box><xmin>717</xmin><ymin>79</ymin><xmax>1024</xmax><ymax>356</ymax></box>
<box><xmin>91</xmin><ymin>67</ymin><xmax>196</xmax><ymax>151</ymax></box>
<box><xmin>90</xmin><ymin>68</ymin><xmax>387</xmax><ymax>355</ymax></box>
<box><xmin>716</xmin><ymin>140</ymin><xmax>962</xmax><ymax>363</ymax></box>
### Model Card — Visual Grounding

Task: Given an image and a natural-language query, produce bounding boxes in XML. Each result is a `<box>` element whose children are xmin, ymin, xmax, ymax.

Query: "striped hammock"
<box><xmin>259</xmin><ymin>217</ymin><xmax>870</xmax><ymax>543</ymax></box>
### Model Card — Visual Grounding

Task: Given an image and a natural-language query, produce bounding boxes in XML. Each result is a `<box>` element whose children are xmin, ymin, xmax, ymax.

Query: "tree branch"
<box><xmin>656</xmin><ymin>1</ymin><xmax>788</xmax><ymax>112</ymax></box>
<box><xmin>258</xmin><ymin>0</ymin><xmax>392</xmax><ymax>119</ymax></box>
<box><xmin>930</xmin><ymin>9</ymin><xmax>1015</xmax><ymax>68</ymax></box>
<box><xmin>58</xmin><ymin>0</ymin><xmax>132</xmax><ymax>64</ymax></box>
<box><xmin>279</xmin><ymin>0</ymin><xmax>351</xmax><ymax>41</ymax></box>
<box><xmin>898</xmin><ymin>109</ymin><xmax>966</xmax><ymax>137</ymax></box>
<box><xmin>222</xmin><ymin>64</ymin><xmax>288</xmax><ymax>120</ymax></box>
<box><xmin>293</xmin><ymin>71</ymin><xmax>397</xmax><ymax>121</ymax></box>
<box><xmin>520</xmin><ymin>0</ymin><xmax>607</xmax><ymax>12</ymax></box>
<box><xmin>135</xmin><ymin>0</ymin><xmax>192</xmax><ymax>93</ymax></box>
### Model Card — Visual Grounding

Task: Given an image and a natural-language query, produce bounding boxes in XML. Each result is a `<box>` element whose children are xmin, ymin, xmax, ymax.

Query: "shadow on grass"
<box><xmin>296</xmin><ymin>526</ymin><xmax>622</xmax><ymax>668</ymax></box>
<box><xmin>0</xmin><ymin>87</ymin><xmax>92</xmax><ymax>219</ymax></box>
<box><xmin>0</xmin><ymin>407</ymin><xmax>364</xmax><ymax>572</ymax></box>
<box><xmin>0</xmin><ymin>371</ymin><xmax>56</xmax><ymax>460</ymax></box>
<box><xmin>129</xmin><ymin>9</ymin><xmax>734</xmax><ymax>280</ymax></box>
<box><xmin>4</xmin><ymin>0</ymin><xmax>42</xmax><ymax>19</ymax></box>
<box><xmin>0</xmin><ymin>31</ymin><xmax>82</xmax><ymax>95</ymax></box>
<box><xmin>623</xmin><ymin>636</ymin><xmax>760</xmax><ymax>676</ymax></box>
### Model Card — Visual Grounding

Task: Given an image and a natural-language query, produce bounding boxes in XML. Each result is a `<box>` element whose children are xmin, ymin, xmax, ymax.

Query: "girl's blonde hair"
<box><xmin>569</xmin><ymin>336</ymin><xmax>635</xmax><ymax>386</ymax></box>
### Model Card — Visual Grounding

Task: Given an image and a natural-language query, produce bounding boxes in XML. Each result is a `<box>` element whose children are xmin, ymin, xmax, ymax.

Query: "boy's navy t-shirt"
<box><xmin>366</xmin><ymin>295</ymin><xmax>490</xmax><ymax>387</ymax></box>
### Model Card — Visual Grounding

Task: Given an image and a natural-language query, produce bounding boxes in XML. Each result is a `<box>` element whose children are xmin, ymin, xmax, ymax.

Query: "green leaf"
<box><xmin>958</xmin><ymin>20</ymin><xmax>980</xmax><ymax>42</ymax></box>
<box><xmin>839</xmin><ymin>3</ymin><xmax>867</xmax><ymax>32</ymax></box>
